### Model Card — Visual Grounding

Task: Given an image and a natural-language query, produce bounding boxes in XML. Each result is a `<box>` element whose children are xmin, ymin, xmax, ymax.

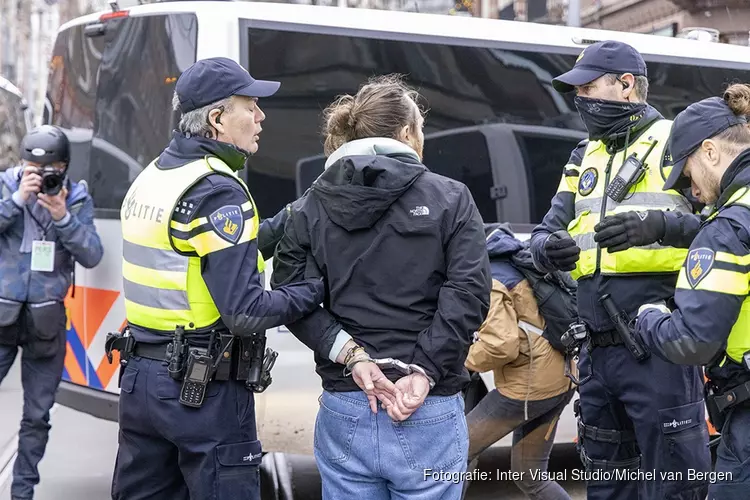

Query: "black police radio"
<box><xmin>180</xmin><ymin>348</ymin><xmax>213</xmax><ymax>407</ymax></box>
<box><xmin>605</xmin><ymin>139</ymin><xmax>659</xmax><ymax>203</ymax></box>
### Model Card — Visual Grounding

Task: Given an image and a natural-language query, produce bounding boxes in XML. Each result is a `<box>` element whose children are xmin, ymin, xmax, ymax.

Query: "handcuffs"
<box><xmin>342</xmin><ymin>345</ymin><xmax>436</xmax><ymax>389</ymax></box>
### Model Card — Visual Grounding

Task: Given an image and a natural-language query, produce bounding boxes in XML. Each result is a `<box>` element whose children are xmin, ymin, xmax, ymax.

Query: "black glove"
<box><xmin>594</xmin><ymin>210</ymin><xmax>666</xmax><ymax>253</ymax></box>
<box><xmin>543</xmin><ymin>230</ymin><xmax>580</xmax><ymax>272</ymax></box>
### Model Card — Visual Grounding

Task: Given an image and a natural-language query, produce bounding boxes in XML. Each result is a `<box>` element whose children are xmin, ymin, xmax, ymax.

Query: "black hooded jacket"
<box><xmin>271</xmin><ymin>140</ymin><xmax>491</xmax><ymax>395</ymax></box>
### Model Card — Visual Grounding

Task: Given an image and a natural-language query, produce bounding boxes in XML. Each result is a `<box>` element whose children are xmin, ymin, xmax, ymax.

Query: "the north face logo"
<box><xmin>410</xmin><ymin>206</ymin><xmax>430</xmax><ymax>216</ymax></box>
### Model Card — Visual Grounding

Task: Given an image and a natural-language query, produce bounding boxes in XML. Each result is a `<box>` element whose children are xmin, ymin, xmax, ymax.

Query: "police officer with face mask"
<box><xmin>529</xmin><ymin>41</ymin><xmax>712</xmax><ymax>500</ymax></box>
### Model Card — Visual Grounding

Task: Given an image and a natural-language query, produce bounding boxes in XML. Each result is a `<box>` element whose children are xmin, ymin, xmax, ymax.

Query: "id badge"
<box><xmin>31</xmin><ymin>240</ymin><xmax>55</xmax><ymax>272</ymax></box>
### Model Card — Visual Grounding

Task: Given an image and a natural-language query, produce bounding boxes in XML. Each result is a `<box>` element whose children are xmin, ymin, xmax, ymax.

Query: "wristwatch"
<box><xmin>372</xmin><ymin>357</ymin><xmax>436</xmax><ymax>389</ymax></box>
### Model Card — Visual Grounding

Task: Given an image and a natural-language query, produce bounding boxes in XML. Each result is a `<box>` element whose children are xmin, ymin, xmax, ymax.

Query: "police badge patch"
<box><xmin>579</xmin><ymin>167</ymin><xmax>598</xmax><ymax>196</ymax></box>
<box><xmin>686</xmin><ymin>247</ymin><xmax>715</xmax><ymax>289</ymax></box>
<box><xmin>209</xmin><ymin>205</ymin><xmax>244</xmax><ymax>244</ymax></box>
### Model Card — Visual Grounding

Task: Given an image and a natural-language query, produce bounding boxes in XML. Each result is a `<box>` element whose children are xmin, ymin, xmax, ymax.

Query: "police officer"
<box><xmin>0</xmin><ymin>125</ymin><xmax>103</xmax><ymax>500</ymax></box>
<box><xmin>530</xmin><ymin>40</ymin><xmax>712</xmax><ymax>499</ymax></box>
<box><xmin>110</xmin><ymin>57</ymin><xmax>325</xmax><ymax>500</ymax></box>
<box><xmin>636</xmin><ymin>84</ymin><xmax>750</xmax><ymax>499</ymax></box>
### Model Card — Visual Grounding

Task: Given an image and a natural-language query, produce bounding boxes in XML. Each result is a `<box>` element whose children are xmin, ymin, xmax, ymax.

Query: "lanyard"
<box><xmin>25</xmin><ymin>206</ymin><xmax>52</xmax><ymax>240</ymax></box>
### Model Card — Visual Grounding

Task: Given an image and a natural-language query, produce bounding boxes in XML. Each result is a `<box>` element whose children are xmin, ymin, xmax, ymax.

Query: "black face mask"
<box><xmin>574</xmin><ymin>96</ymin><xmax>648</xmax><ymax>142</ymax></box>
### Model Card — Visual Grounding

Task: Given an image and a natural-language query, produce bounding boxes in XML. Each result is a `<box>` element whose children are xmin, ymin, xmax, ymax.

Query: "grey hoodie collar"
<box><xmin>324</xmin><ymin>137</ymin><xmax>420</xmax><ymax>169</ymax></box>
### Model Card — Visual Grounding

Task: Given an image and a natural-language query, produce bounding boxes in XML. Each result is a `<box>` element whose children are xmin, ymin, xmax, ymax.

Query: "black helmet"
<box><xmin>20</xmin><ymin>125</ymin><xmax>70</xmax><ymax>165</ymax></box>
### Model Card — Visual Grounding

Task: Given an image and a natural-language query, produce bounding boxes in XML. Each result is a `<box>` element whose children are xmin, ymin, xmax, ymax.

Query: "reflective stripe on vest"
<box><xmin>686</xmin><ymin>186</ymin><xmax>750</xmax><ymax>364</ymax></box>
<box><xmin>120</xmin><ymin>156</ymin><xmax>263</xmax><ymax>332</ymax></box>
<box><xmin>567</xmin><ymin>119</ymin><xmax>691</xmax><ymax>280</ymax></box>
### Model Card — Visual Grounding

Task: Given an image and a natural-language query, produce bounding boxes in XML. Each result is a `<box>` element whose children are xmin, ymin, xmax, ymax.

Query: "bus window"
<box><xmin>88</xmin><ymin>13</ymin><xmax>197</xmax><ymax>215</ymax></box>
<box><xmin>422</xmin><ymin>130</ymin><xmax>496</xmax><ymax>223</ymax></box>
<box><xmin>243</xmin><ymin>26</ymin><xmax>750</xmax><ymax>222</ymax></box>
<box><xmin>243</xmin><ymin>27</ymin><xmax>579</xmax><ymax>219</ymax></box>
<box><xmin>45</xmin><ymin>24</ymin><xmax>107</xmax><ymax>184</ymax></box>
<box><xmin>295</xmin><ymin>154</ymin><xmax>326</xmax><ymax>198</ymax></box>
<box><xmin>0</xmin><ymin>79</ymin><xmax>28</xmax><ymax>172</ymax></box>
<box><xmin>514</xmin><ymin>132</ymin><xmax>584</xmax><ymax>223</ymax></box>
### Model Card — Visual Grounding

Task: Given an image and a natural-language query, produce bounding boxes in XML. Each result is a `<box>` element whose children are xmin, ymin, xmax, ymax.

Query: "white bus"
<box><xmin>44</xmin><ymin>1</ymin><xmax>750</xmax><ymax>496</ymax></box>
<box><xmin>0</xmin><ymin>76</ymin><xmax>31</xmax><ymax>171</ymax></box>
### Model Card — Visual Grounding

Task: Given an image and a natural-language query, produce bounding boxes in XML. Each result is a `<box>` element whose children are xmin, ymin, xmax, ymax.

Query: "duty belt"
<box><xmin>589</xmin><ymin>331</ymin><xmax>624</xmax><ymax>348</ymax></box>
<box><xmin>714</xmin><ymin>380</ymin><xmax>750</xmax><ymax>413</ymax></box>
<box><xmin>133</xmin><ymin>342</ymin><xmax>172</xmax><ymax>361</ymax></box>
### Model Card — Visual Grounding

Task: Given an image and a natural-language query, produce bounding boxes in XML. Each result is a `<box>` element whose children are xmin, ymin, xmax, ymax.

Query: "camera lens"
<box><xmin>41</xmin><ymin>172</ymin><xmax>63</xmax><ymax>196</ymax></box>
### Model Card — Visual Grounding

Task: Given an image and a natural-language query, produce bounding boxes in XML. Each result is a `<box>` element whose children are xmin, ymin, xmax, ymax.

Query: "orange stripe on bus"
<box><xmin>64</xmin><ymin>286</ymin><xmax>120</xmax><ymax>349</ymax></box>
<box><xmin>96</xmin><ymin>351</ymin><xmax>120</xmax><ymax>389</ymax></box>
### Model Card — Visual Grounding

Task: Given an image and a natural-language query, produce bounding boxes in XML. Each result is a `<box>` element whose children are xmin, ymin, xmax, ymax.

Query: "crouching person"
<box><xmin>464</xmin><ymin>225</ymin><xmax>575</xmax><ymax>500</ymax></box>
<box><xmin>0</xmin><ymin>125</ymin><xmax>103</xmax><ymax>500</ymax></box>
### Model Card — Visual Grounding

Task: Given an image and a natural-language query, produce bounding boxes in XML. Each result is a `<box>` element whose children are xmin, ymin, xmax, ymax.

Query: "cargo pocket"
<box><xmin>120</xmin><ymin>366</ymin><xmax>138</xmax><ymax>394</ymax></box>
<box><xmin>658</xmin><ymin>400</ymin><xmax>712</xmax><ymax>496</ymax></box>
<box><xmin>214</xmin><ymin>440</ymin><xmax>261</xmax><ymax>499</ymax></box>
<box><xmin>0</xmin><ymin>299</ymin><xmax>22</xmax><ymax>346</ymax></box>
<box><xmin>24</xmin><ymin>301</ymin><xmax>66</xmax><ymax>359</ymax></box>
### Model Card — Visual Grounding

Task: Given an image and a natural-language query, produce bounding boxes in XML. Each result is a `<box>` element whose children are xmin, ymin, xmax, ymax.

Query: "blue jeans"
<box><xmin>314</xmin><ymin>390</ymin><xmax>468</xmax><ymax>500</ymax></box>
<box><xmin>0</xmin><ymin>338</ymin><xmax>66</xmax><ymax>499</ymax></box>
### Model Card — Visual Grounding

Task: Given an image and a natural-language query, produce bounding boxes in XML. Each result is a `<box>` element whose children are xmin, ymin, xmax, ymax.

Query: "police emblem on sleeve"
<box><xmin>686</xmin><ymin>248</ymin><xmax>715</xmax><ymax>288</ymax></box>
<box><xmin>209</xmin><ymin>205</ymin><xmax>244</xmax><ymax>244</ymax></box>
<box><xmin>578</xmin><ymin>167</ymin><xmax>598</xmax><ymax>196</ymax></box>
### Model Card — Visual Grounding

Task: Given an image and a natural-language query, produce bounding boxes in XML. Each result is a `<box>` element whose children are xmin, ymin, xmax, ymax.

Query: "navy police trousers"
<box><xmin>576</xmin><ymin>342</ymin><xmax>712</xmax><ymax>500</ymax></box>
<box><xmin>710</xmin><ymin>404</ymin><xmax>750</xmax><ymax>499</ymax></box>
<box><xmin>111</xmin><ymin>356</ymin><xmax>261</xmax><ymax>500</ymax></box>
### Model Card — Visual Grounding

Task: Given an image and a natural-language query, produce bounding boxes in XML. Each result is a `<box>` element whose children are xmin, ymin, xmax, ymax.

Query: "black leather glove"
<box><xmin>594</xmin><ymin>210</ymin><xmax>666</xmax><ymax>253</ymax></box>
<box><xmin>543</xmin><ymin>230</ymin><xmax>580</xmax><ymax>272</ymax></box>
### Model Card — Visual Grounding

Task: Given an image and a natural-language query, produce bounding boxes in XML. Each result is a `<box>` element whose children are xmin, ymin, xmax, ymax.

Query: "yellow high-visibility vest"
<box><xmin>688</xmin><ymin>186</ymin><xmax>750</xmax><ymax>364</ymax></box>
<box><xmin>120</xmin><ymin>156</ymin><xmax>263</xmax><ymax>332</ymax></box>
<box><xmin>563</xmin><ymin>119</ymin><xmax>691</xmax><ymax>280</ymax></box>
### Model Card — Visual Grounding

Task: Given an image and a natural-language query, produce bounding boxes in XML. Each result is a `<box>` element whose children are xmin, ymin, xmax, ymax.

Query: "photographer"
<box><xmin>0</xmin><ymin>125</ymin><xmax>103</xmax><ymax>500</ymax></box>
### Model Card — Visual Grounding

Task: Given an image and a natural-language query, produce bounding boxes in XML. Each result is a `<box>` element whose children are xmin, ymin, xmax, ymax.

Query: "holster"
<box><xmin>705</xmin><ymin>383</ymin><xmax>725</xmax><ymax>432</ymax></box>
<box><xmin>704</xmin><ymin>379</ymin><xmax>750</xmax><ymax>431</ymax></box>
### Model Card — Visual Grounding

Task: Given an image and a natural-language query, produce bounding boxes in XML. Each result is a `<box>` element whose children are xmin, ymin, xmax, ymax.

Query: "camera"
<box><xmin>39</xmin><ymin>166</ymin><xmax>65</xmax><ymax>196</ymax></box>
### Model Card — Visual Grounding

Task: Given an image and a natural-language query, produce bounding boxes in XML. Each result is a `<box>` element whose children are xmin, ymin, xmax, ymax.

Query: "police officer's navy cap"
<box><xmin>663</xmin><ymin>97</ymin><xmax>748</xmax><ymax>191</ymax></box>
<box><xmin>552</xmin><ymin>40</ymin><xmax>648</xmax><ymax>93</ymax></box>
<box><xmin>175</xmin><ymin>57</ymin><xmax>280</xmax><ymax>113</ymax></box>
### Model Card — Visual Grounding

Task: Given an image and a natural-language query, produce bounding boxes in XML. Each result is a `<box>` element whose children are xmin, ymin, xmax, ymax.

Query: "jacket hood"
<box><xmin>484</xmin><ymin>223</ymin><xmax>524</xmax><ymax>258</ymax></box>
<box><xmin>313</xmin><ymin>138</ymin><xmax>426</xmax><ymax>231</ymax></box>
<box><xmin>157</xmin><ymin>131</ymin><xmax>249</xmax><ymax>171</ymax></box>
<box><xmin>3</xmin><ymin>166</ymin><xmax>89</xmax><ymax>205</ymax></box>
<box><xmin>716</xmin><ymin>148</ymin><xmax>750</xmax><ymax>209</ymax></box>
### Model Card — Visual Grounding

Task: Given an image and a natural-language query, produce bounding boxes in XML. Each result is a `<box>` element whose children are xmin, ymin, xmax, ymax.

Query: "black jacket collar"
<box><xmin>157</xmin><ymin>131</ymin><xmax>249</xmax><ymax>171</ymax></box>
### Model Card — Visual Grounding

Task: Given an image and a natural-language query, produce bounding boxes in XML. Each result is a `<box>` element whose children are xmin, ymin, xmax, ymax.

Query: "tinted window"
<box><xmin>422</xmin><ymin>130</ymin><xmax>495</xmax><ymax>222</ymax></box>
<box><xmin>245</xmin><ymin>27</ymin><xmax>750</xmax><ymax>223</ymax></box>
<box><xmin>89</xmin><ymin>14</ymin><xmax>198</xmax><ymax>212</ymax></box>
<box><xmin>45</xmin><ymin>25</ymin><xmax>108</xmax><ymax>183</ymax></box>
<box><xmin>515</xmin><ymin>133</ymin><xmax>582</xmax><ymax>222</ymax></box>
<box><xmin>0</xmin><ymin>87</ymin><xmax>27</xmax><ymax>171</ymax></box>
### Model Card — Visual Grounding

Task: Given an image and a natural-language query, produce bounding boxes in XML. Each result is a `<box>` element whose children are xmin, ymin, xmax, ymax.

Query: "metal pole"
<box><xmin>567</xmin><ymin>0</ymin><xmax>580</xmax><ymax>27</ymax></box>
<box><xmin>481</xmin><ymin>0</ymin><xmax>490</xmax><ymax>18</ymax></box>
